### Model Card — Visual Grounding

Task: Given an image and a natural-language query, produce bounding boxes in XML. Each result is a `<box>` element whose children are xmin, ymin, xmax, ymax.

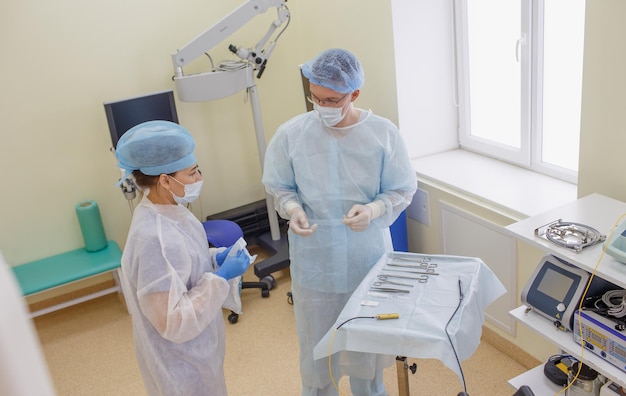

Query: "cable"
<box><xmin>327</xmin><ymin>315</ymin><xmax>400</xmax><ymax>395</ymax></box>
<box><xmin>445</xmin><ymin>277</ymin><xmax>467</xmax><ymax>395</ymax></box>
<box><xmin>601</xmin><ymin>289</ymin><xmax>626</xmax><ymax>318</ymax></box>
<box><xmin>555</xmin><ymin>212</ymin><xmax>626</xmax><ymax>396</ymax></box>
<box><xmin>327</xmin><ymin>329</ymin><xmax>344</xmax><ymax>394</ymax></box>
<box><xmin>216</xmin><ymin>59</ymin><xmax>248</xmax><ymax>72</ymax></box>
<box><xmin>203</xmin><ymin>52</ymin><xmax>216</xmax><ymax>72</ymax></box>
<box><xmin>273</xmin><ymin>5</ymin><xmax>290</xmax><ymax>42</ymax></box>
<box><xmin>328</xmin><ymin>316</ymin><xmax>374</xmax><ymax>395</ymax></box>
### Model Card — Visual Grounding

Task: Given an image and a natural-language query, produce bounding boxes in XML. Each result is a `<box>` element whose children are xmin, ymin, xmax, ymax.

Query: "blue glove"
<box><xmin>215</xmin><ymin>249</ymin><xmax>250</xmax><ymax>280</ymax></box>
<box><xmin>215</xmin><ymin>246</ymin><xmax>233</xmax><ymax>267</ymax></box>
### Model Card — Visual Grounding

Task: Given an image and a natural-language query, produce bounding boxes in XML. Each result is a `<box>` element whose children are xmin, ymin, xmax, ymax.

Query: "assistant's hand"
<box><xmin>343</xmin><ymin>204</ymin><xmax>373</xmax><ymax>232</ymax></box>
<box><xmin>215</xmin><ymin>246</ymin><xmax>233</xmax><ymax>267</ymax></box>
<box><xmin>289</xmin><ymin>207</ymin><xmax>318</xmax><ymax>236</ymax></box>
<box><xmin>215</xmin><ymin>249</ymin><xmax>251</xmax><ymax>280</ymax></box>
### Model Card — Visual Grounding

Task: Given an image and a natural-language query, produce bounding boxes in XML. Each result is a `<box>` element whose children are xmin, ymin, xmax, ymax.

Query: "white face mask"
<box><xmin>314</xmin><ymin>103</ymin><xmax>348</xmax><ymax>127</ymax></box>
<box><xmin>169</xmin><ymin>176</ymin><xmax>203</xmax><ymax>204</ymax></box>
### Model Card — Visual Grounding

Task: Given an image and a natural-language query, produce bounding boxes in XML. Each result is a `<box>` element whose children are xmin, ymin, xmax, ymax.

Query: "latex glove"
<box><xmin>343</xmin><ymin>200</ymin><xmax>385</xmax><ymax>232</ymax></box>
<box><xmin>215</xmin><ymin>249</ymin><xmax>250</xmax><ymax>280</ymax></box>
<box><xmin>215</xmin><ymin>246</ymin><xmax>233</xmax><ymax>267</ymax></box>
<box><xmin>289</xmin><ymin>207</ymin><xmax>318</xmax><ymax>236</ymax></box>
<box><xmin>343</xmin><ymin>204</ymin><xmax>374</xmax><ymax>232</ymax></box>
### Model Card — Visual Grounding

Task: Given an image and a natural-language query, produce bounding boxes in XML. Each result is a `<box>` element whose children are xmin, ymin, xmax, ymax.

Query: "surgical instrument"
<box><xmin>374</xmin><ymin>274</ymin><xmax>426</xmax><ymax>287</ymax></box>
<box><xmin>386</xmin><ymin>264</ymin><xmax>437</xmax><ymax>274</ymax></box>
<box><xmin>376</xmin><ymin>313</ymin><xmax>400</xmax><ymax>320</ymax></box>
<box><xmin>377</xmin><ymin>274</ymin><xmax>425</xmax><ymax>281</ymax></box>
<box><xmin>383</xmin><ymin>268</ymin><xmax>439</xmax><ymax>276</ymax></box>
<box><xmin>373</xmin><ymin>279</ymin><xmax>414</xmax><ymax>287</ymax></box>
<box><xmin>415</xmin><ymin>275</ymin><xmax>429</xmax><ymax>283</ymax></box>
<box><xmin>388</xmin><ymin>260</ymin><xmax>437</xmax><ymax>269</ymax></box>
<box><xmin>369</xmin><ymin>287</ymin><xmax>411</xmax><ymax>294</ymax></box>
<box><xmin>388</xmin><ymin>252</ymin><xmax>434</xmax><ymax>263</ymax></box>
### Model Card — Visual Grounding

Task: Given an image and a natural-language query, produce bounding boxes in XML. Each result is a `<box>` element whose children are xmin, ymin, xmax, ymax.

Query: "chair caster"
<box><xmin>228</xmin><ymin>311</ymin><xmax>239</xmax><ymax>324</ymax></box>
<box><xmin>260</xmin><ymin>275</ymin><xmax>275</xmax><ymax>298</ymax></box>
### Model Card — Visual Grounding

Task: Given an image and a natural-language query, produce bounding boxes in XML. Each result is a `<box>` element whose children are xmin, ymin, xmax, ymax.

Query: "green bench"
<box><xmin>11</xmin><ymin>241</ymin><xmax>123</xmax><ymax>317</ymax></box>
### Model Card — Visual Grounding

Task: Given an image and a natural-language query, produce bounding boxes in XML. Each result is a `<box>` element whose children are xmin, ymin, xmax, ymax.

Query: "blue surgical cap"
<box><xmin>115</xmin><ymin>120</ymin><xmax>196</xmax><ymax>183</ymax></box>
<box><xmin>301</xmin><ymin>48</ymin><xmax>364</xmax><ymax>94</ymax></box>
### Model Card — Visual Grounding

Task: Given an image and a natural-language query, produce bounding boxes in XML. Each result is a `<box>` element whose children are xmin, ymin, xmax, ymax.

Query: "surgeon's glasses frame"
<box><xmin>306</xmin><ymin>93</ymin><xmax>349</xmax><ymax>107</ymax></box>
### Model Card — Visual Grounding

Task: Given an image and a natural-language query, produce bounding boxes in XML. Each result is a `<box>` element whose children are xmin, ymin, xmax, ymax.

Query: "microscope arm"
<box><xmin>171</xmin><ymin>0</ymin><xmax>288</xmax><ymax>79</ymax></box>
<box><xmin>170</xmin><ymin>0</ymin><xmax>287</xmax><ymax>241</ymax></box>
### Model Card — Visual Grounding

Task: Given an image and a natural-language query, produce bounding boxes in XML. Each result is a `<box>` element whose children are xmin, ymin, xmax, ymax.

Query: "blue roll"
<box><xmin>75</xmin><ymin>200</ymin><xmax>108</xmax><ymax>252</ymax></box>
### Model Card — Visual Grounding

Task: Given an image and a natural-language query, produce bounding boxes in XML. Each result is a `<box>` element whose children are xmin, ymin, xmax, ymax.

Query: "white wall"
<box><xmin>391</xmin><ymin>1</ymin><xmax>458</xmax><ymax>159</ymax></box>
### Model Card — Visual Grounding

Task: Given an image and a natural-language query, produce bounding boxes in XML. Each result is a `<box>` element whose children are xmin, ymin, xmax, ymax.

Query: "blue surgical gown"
<box><xmin>262</xmin><ymin>110</ymin><xmax>417</xmax><ymax>389</ymax></box>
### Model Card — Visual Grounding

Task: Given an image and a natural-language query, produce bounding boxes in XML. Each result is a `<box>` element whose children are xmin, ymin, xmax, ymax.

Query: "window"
<box><xmin>455</xmin><ymin>0</ymin><xmax>585</xmax><ymax>183</ymax></box>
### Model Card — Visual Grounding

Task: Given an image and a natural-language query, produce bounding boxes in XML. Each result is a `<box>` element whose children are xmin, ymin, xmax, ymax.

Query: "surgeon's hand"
<box><xmin>215</xmin><ymin>246</ymin><xmax>233</xmax><ymax>267</ymax></box>
<box><xmin>343</xmin><ymin>204</ymin><xmax>373</xmax><ymax>232</ymax></box>
<box><xmin>215</xmin><ymin>249</ymin><xmax>250</xmax><ymax>280</ymax></box>
<box><xmin>289</xmin><ymin>207</ymin><xmax>318</xmax><ymax>236</ymax></box>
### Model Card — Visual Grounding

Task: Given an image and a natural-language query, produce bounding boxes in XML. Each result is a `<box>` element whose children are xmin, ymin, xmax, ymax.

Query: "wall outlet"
<box><xmin>407</xmin><ymin>188</ymin><xmax>430</xmax><ymax>226</ymax></box>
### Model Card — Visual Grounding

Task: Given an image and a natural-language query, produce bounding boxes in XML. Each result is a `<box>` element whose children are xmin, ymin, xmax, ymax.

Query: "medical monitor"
<box><xmin>104</xmin><ymin>90</ymin><xmax>178</xmax><ymax>149</ymax></box>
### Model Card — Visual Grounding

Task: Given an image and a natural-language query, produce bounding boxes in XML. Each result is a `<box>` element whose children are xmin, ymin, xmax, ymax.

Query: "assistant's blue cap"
<box><xmin>115</xmin><ymin>120</ymin><xmax>196</xmax><ymax>185</ymax></box>
<box><xmin>301</xmin><ymin>48</ymin><xmax>364</xmax><ymax>94</ymax></box>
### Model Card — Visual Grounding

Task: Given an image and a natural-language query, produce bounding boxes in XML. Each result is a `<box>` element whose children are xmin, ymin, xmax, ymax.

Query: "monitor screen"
<box><xmin>104</xmin><ymin>90</ymin><xmax>178</xmax><ymax>148</ymax></box>
<box><xmin>536</xmin><ymin>267</ymin><xmax>574</xmax><ymax>302</ymax></box>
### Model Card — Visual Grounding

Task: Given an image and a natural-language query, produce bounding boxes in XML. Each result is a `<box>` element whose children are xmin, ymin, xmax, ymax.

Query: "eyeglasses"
<box><xmin>306</xmin><ymin>93</ymin><xmax>349</xmax><ymax>107</ymax></box>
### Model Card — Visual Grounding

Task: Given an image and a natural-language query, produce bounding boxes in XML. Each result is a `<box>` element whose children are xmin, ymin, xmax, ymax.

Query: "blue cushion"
<box><xmin>12</xmin><ymin>241</ymin><xmax>122</xmax><ymax>295</ymax></box>
<box><xmin>202</xmin><ymin>220</ymin><xmax>243</xmax><ymax>247</ymax></box>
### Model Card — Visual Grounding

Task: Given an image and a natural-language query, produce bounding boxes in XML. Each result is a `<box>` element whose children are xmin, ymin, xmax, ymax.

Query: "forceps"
<box><xmin>373</xmin><ymin>276</ymin><xmax>414</xmax><ymax>288</ymax></box>
<box><xmin>388</xmin><ymin>253</ymin><xmax>434</xmax><ymax>264</ymax></box>
<box><xmin>369</xmin><ymin>287</ymin><xmax>411</xmax><ymax>294</ymax></box>
<box><xmin>415</xmin><ymin>275</ymin><xmax>429</xmax><ymax>283</ymax></box>
<box><xmin>383</xmin><ymin>268</ymin><xmax>439</xmax><ymax>277</ymax></box>
<box><xmin>386</xmin><ymin>263</ymin><xmax>437</xmax><ymax>273</ymax></box>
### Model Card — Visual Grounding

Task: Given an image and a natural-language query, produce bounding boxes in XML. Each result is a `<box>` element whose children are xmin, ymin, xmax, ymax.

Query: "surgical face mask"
<box><xmin>314</xmin><ymin>103</ymin><xmax>348</xmax><ymax>127</ymax></box>
<box><xmin>169</xmin><ymin>176</ymin><xmax>203</xmax><ymax>204</ymax></box>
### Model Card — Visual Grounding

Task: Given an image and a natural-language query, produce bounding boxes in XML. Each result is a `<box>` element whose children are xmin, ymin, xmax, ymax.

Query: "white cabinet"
<box><xmin>505</xmin><ymin>193</ymin><xmax>626</xmax><ymax>390</ymax></box>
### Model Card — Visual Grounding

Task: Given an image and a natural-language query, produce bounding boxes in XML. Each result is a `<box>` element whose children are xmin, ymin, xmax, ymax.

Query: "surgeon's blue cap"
<box><xmin>115</xmin><ymin>120</ymin><xmax>196</xmax><ymax>185</ymax></box>
<box><xmin>301</xmin><ymin>48</ymin><xmax>364</xmax><ymax>94</ymax></box>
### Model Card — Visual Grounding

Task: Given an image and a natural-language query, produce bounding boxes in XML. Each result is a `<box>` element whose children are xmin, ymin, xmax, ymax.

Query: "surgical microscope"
<box><xmin>170</xmin><ymin>0</ymin><xmax>291</xmax><ymax>288</ymax></box>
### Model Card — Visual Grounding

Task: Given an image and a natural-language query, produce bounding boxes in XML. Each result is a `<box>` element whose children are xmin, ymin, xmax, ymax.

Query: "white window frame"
<box><xmin>454</xmin><ymin>0</ymin><xmax>580</xmax><ymax>184</ymax></box>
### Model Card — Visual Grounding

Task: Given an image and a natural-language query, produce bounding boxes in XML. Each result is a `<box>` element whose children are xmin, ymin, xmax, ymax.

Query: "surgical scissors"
<box><xmin>415</xmin><ymin>274</ymin><xmax>429</xmax><ymax>283</ymax></box>
<box><xmin>388</xmin><ymin>253</ymin><xmax>434</xmax><ymax>263</ymax></box>
<box><xmin>369</xmin><ymin>287</ymin><xmax>411</xmax><ymax>294</ymax></box>
<box><xmin>386</xmin><ymin>263</ymin><xmax>437</xmax><ymax>273</ymax></box>
<box><xmin>390</xmin><ymin>255</ymin><xmax>437</xmax><ymax>266</ymax></box>
<box><xmin>373</xmin><ymin>276</ymin><xmax>413</xmax><ymax>288</ymax></box>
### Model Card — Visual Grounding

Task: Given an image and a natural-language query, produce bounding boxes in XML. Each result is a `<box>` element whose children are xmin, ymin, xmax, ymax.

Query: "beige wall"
<box><xmin>578</xmin><ymin>0</ymin><xmax>626</xmax><ymax>201</ymax></box>
<box><xmin>0</xmin><ymin>0</ymin><xmax>397</xmax><ymax>267</ymax></box>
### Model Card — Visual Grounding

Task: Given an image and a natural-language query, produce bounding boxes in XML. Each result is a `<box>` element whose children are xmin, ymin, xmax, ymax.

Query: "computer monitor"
<box><xmin>103</xmin><ymin>90</ymin><xmax>178</xmax><ymax>149</ymax></box>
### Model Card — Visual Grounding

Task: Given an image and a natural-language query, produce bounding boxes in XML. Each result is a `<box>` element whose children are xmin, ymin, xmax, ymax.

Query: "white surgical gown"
<box><xmin>121</xmin><ymin>194</ymin><xmax>238</xmax><ymax>396</ymax></box>
<box><xmin>262</xmin><ymin>110</ymin><xmax>417</xmax><ymax>389</ymax></box>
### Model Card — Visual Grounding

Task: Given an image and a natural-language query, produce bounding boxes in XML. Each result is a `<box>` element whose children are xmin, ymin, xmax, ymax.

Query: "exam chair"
<box><xmin>202</xmin><ymin>219</ymin><xmax>271</xmax><ymax>324</ymax></box>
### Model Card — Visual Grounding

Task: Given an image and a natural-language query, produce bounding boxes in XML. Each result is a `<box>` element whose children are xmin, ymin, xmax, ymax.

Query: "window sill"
<box><xmin>411</xmin><ymin>149</ymin><xmax>578</xmax><ymax>221</ymax></box>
